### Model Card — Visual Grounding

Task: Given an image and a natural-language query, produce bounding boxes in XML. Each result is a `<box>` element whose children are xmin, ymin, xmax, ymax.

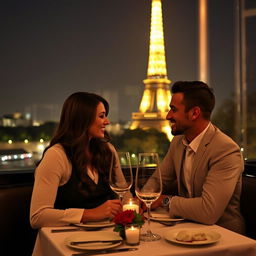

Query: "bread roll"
<box><xmin>176</xmin><ymin>230</ymin><xmax>193</xmax><ymax>242</ymax></box>
<box><xmin>176</xmin><ymin>230</ymin><xmax>207</xmax><ymax>242</ymax></box>
<box><xmin>192</xmin><ymin>231</ymin><xmax>207</xmax><ymax>241</ymax></box>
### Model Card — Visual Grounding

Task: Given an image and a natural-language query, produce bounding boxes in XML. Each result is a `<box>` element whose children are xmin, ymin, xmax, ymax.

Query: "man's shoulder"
<box><xmin>204</xmin><ymin>125</ymin><xmax>241</xmax><ymax>154</ymax></box>
<box><xmin>211</xmin><ymin>125</ymin><xmax>238</xmax><ymax>145</ymax></box>
<box><xmin>170</xmin><ymin>135</ymin><xmax>184</xmax><ymax>146</ymax></box>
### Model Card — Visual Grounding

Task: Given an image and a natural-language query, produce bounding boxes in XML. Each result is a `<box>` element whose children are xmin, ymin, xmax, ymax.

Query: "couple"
<box><xmin>30</xmin><ymin>81</ymin><xmax>245</xmax><ymax>247</ymax></box>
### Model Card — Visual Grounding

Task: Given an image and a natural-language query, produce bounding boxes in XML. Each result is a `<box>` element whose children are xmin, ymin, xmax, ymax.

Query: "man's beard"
<box><xmin>171</xmin><ymin>129</ymin><xmax>183</xmax><ymax>136</ymax></box>
<box><xmin>169</xmin><ymin>116</ymin><xmax>189</xmax><ymax>136</ymax></box>
<box><xmin>170</xmin><ymin>121</ymin><xmax>187</xmax><ymax>136</ymax></box>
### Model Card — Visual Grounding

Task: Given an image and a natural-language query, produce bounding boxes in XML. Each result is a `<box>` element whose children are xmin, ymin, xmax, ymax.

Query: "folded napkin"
<box><xmin>150</xmin><ymin>209</ymin><xmax>170</xmax><ymax>219</ymax></box>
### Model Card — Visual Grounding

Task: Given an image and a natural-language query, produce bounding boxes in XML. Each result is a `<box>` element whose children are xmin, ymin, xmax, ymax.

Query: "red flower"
<box><xmin>113</xmin><ymin>210</ymin><xmax>135</xmax><ymax>226</ymax></box>
<box><xmin>113</xmin><ymin>210</ymin><xmax>144</xmax><ymax>233</ymax></box>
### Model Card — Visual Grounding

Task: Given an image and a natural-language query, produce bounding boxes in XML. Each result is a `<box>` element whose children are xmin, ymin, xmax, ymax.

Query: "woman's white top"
<box><xmin>30</xmin><ymin>143</ymin><xmax>116</xmax><ymax>228</ymax></box>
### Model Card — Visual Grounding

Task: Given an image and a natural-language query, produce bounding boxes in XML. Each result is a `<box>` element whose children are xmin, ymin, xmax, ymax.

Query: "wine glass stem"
<box><xmin>146</xmin><ymin>204</ymin><xmax>152</xmax><ymax>235</ymax></box>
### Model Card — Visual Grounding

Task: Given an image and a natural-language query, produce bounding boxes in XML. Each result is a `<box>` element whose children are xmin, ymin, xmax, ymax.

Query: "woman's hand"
<box><xmin>81</xmin><ymin>199</ymin><xmax>122</xmax><ymax>222</ymax></box>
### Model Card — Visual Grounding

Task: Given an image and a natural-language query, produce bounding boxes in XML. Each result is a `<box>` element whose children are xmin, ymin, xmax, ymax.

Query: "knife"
<box><xmin>51</xmin><ymin>227</ymin><xmax>101</xmax><ymax>233</ymax></box>
<box><xmin>70</xmin><ymin>239</ymin><xmax>123</xmax><ymax>245</ymax></box>
<box><xmin>71</xmin><ymin>248</ymin><xmax>138</xmax><ymax>256</ymax></box>
<box><xmin>51</xmin><ymin>228</ymin><xmax>84</xmax><ymax>233</ymax></box>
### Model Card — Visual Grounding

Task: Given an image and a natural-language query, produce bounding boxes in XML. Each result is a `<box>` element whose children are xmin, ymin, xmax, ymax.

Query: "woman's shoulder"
<box><xmin>38</xmin><ymin>143</ymin><xmax>71</xmax><ymax>175</ymax></box>
<box><xmin>106</xmin><ymin>142</ymin><xmax>116</xmax><ymax>152</ymax></box>
<box><xmin>36</xmin><ymin>143</ymin><xmax>72</xmax><ymax>183</ymax></box>
<box><xmin>46</xmin><ymin>143</ymin><xmax>66</xmax><ymax>156</ymax></box>
<box><xmin>43</xmin><ymin>143</ymin><xmax>70</xmax><ymax>165</ymax></box>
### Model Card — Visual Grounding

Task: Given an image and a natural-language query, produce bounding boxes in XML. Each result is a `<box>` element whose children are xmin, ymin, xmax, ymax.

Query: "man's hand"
<box><xmin>141</xmin><ymin>195</ymin><xmax>166</xmax><ymax>211</ymax></box>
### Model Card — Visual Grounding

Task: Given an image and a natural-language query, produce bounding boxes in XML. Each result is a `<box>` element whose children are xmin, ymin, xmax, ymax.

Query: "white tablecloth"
<box><xmin>33</xmin><ymin>221</ymin><xmax>256</xmax><ymax>256</ymax></box>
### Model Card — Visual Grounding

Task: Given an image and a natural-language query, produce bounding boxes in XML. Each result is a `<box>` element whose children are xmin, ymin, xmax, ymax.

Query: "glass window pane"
<box><xmin>245</xmin><ymin>0</ymin><xmax>256</xmax><ymax>9</ymax></box>
<box><xmin>246</xmin><ymin>16</ymin><xmax>256</xmax><ymax>159</ymax></box>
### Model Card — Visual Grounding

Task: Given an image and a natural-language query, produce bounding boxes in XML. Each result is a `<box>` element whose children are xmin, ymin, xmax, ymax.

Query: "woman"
<box><xmin>30</xmin><ymin>92</ymin><xmax>122</xmax><ymax>229</ymax></box>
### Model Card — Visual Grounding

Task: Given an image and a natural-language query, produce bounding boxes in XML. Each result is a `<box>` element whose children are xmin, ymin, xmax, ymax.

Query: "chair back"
<box><xmin>241</xmin><ymin>173</ymin><xmax>256</xmax><ymax>239</ymax></box>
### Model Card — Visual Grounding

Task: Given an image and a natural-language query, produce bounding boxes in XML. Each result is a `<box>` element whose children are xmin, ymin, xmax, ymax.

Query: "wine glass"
<box><xmin>135</xmin><ymin>153</ymin><xmax>162</xmax><ymax>241</ymax></box>
<box><xmin>109</xmin><ymin>152</ymin><xmax>133</xmax><ymax>202</ymax></box>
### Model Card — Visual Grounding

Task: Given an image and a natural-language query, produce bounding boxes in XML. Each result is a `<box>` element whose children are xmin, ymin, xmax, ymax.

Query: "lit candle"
<box><xmin>125</xmin><ymin>225</ymin><xmax>140</xmax><ymax>245</ymax></box>
<box><xmin>123</xmin><ymin>198</ymin><xmax>139</xmax><ymax>213</ymax></box>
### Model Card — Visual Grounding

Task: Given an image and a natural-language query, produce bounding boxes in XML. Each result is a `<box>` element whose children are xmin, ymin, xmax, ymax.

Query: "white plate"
<box><xmin>74</xmin><ymin>220</ymin><xmax>114</xmax><ymax>228</ymax></box>
<box><xmin>144</xmin><ymin>208</ymin><xmax>184</xmax><ymax>222</ymax></box>
<box><xmin>164</xmin><ymin>228</ymin><xmax>221</xmax><ymax>246</ymax></box>
<box><xmin>65</xmin><ymin>231</ymin><xmax>122</xmax><ymax>250</ymax></box>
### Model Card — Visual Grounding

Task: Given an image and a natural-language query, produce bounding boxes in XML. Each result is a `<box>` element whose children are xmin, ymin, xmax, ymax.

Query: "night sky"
<box><xmin>1</xmin><ymin>0</ymin><xmax>235</xmax><ymax>122</ymax></box>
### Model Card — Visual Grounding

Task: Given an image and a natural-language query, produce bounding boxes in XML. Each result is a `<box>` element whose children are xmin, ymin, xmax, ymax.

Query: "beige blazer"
<box><xmin>160</xmin><ymin>123</ymin><xmax>245</xmax><ymax>234</ymax></box>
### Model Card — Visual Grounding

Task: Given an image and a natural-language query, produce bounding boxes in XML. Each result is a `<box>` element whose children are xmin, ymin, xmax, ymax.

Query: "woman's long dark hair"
<box><xmin>39</xmin><ymin>92</ymin><xmax>113</xmax><ymax>193</ymax></box>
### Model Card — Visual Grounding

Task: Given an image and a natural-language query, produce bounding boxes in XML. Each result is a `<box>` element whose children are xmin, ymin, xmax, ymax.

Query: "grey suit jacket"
<box><xmin>160</xmin><ymin>123</ymin><xmax>245</xmax><ymax>234</ymax></box>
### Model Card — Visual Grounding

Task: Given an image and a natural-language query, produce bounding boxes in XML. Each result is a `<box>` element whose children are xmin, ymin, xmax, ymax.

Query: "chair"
<box><xmin>0</xmin><ymin>171</ymin><xmax>37</xmax><ymax>256</ymax></box>
<box><xmin>241</xmin><ymin>174</ymin><xmax>256</xmax><ymax>240</ymax></box>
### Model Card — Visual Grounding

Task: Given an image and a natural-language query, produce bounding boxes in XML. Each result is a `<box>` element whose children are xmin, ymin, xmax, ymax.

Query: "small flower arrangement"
<box><xmin>113</xmin><ymin>210</ymin><xmax>144</xmax><ymax>234</ymax></box>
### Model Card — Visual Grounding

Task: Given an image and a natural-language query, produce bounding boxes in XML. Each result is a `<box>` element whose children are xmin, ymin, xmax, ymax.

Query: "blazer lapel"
<box><xmin>190</xmin><ymin>124</ymin><xmax>217</xmax><ymax>195</ymax></box>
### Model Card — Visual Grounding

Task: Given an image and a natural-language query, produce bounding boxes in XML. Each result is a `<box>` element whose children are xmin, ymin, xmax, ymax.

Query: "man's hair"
<box><xmin>171</xmin><ymin>81</ymin><xmax>215</xmax><ymax>120</ymax></box>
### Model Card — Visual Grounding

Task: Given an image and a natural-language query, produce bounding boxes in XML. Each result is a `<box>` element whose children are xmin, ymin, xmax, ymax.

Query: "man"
<box><xmin>154</xmin><ymin>81</ymin><xmax>245</xmax><ymax>234</ymax></box>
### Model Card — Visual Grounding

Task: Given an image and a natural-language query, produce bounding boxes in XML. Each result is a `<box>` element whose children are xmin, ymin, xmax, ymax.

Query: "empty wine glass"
<box><xmin>135</xmin><ymin>152</ymin><xmax>162</xmax><ymax>241</ymax></box>
<box><xmin>109</xmin><ymin>152</ymin><xmax>133</xmax><ymax>202</ymax></box>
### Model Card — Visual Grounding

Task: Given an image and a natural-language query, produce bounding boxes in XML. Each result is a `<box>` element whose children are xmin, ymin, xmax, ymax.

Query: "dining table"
<box><xmin>33</xmin><ymin>221</ymin><xmax>256</xmax><ymax>256</ymax></box>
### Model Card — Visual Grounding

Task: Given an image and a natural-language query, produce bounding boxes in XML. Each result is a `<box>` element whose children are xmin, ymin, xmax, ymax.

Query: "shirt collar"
<box><xmin>182</xmin><ymin>122</ymin><xmax>211</xmax><ymax>153</ymax></box>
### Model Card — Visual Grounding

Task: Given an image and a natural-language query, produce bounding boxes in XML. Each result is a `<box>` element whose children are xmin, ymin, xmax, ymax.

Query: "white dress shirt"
<box><xmin>182</xmin><ymin>123</ymin><xmax>210</xmax><ymax>197</ymax></box>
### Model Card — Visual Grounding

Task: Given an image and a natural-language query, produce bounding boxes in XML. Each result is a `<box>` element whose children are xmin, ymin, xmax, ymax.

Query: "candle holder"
<box><xmin>122</xmin><ymin>197</ymin><xmax>140</xmax><ymax>213</ymax></box>
<box><xmin>125</xmin><ymin>224</ymin><xmax>140</xmax><ymax>246</ymax></box>
<box><xmin>113</xmin><ymin>210</ymin><xmax>144</xmax><ymax>242</ymax></box>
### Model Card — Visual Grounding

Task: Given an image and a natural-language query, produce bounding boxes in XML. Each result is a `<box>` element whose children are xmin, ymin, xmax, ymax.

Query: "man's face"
<box><xmin>166</xmin><ymin>93</ymin><xmax>191</xmax><ymax>136</ymax></box>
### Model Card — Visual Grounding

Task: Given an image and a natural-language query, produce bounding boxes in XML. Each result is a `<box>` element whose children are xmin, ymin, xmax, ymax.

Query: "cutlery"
<box><xmin>51</xmin><ymin>228</ymin><xmax>85</xmax><ymax>233</ymax></box>
<box><xmin>158</xmin><ymin>221</ymin><xmax>176</xmax><ymax>226</ymax></box>
<box><xmin>51</xmin><ymin>226</ymin><xmax>103</xmax><ymax>233</ymax></box>
<box><xmin>71</xmin><ymin>248</ymin><xmax>138</xmax><ymax>256</ymax></box>
<box><xmin>70</xmin><ymin>239</ymin><xmax>123</xmax><ymax>245</ymax></box>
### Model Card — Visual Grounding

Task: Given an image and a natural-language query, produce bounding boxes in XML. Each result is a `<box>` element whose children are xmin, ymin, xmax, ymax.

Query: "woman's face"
<box><xmin>88</xmin><ymin>102</ymin><xmax>110</xmax><ymax>138</ymax></box>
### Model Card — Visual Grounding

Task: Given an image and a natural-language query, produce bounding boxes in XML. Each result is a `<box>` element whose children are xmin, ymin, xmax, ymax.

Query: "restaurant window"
<box><xmin>210</xmin><ymin>0</ymin><xmax>255</xmax><ymax>161</ymax></box>
<box><xmin>1</xmin><ymin>1</ymin><xmax>255</xmax><ymax>174</ymax></box>
<box><xmin>236</xmin><ymin>0</ymin><xmax>256</xmax><ymax>159</ymax></box>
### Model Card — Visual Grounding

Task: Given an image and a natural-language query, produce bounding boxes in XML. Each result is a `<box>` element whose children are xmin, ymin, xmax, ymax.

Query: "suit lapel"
<box><xmin>190</xmin><ymin>124</ymin><xmax>217</xmax><ymax>195</ymax></box>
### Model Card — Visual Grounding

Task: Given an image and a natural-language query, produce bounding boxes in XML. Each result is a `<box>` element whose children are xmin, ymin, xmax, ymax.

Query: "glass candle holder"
<box><xmin>122</xmin><ymin>197</ymin><xmax>139</xmax><ymax>213</ymax></box>
<box><xmin>125</xmin><ymin>224</ymin><xmax>140</xmax><ymax>246</ymax></box>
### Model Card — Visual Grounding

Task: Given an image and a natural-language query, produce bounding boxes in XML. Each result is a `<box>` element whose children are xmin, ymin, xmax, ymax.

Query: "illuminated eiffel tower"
<box><xmin>130</xmin><ymin>0</ymin><xmax>172</xmax><ymax>140</ymax></box>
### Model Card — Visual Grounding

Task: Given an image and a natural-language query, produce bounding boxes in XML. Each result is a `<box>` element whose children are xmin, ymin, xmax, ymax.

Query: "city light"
<box><xmin>0</xmin><ymin>152</ymin><xmax>32</xmax><ymax>162</ymax></box>
<box><xmin>37</xmin><ymin>144</ymin><xmax>45</xmax><ymax>152</ymax></box>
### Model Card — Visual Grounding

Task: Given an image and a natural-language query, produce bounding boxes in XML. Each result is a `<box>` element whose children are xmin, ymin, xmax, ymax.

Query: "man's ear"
<box><xmin>190</xmin><ymin>106</ymin><xmax>201</xmax><ymax>120</ymax></box>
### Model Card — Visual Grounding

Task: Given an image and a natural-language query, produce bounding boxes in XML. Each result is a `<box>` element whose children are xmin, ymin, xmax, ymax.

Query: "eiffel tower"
<box><xmin>130</xmin><ymin>0</ymin><xmax>172</xmax><ymax>140</ymax></box>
